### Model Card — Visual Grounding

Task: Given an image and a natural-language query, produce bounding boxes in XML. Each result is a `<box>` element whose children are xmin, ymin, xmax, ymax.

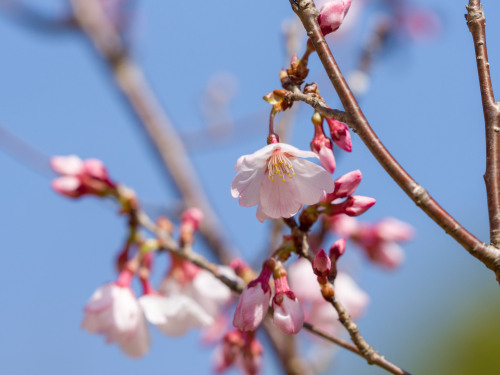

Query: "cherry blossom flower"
<box><xmin>81</xmin><ymin>270</ymin><xmax>150</xmax><ymax>357</ymax></box>
<box><xmin>51</xmin><ymin>155</ymin><xmax>115</xmax><ymax>198</ymax></box>
<box><xmin>316</xmin><ymin>0</ymin><xmax>352</xmax><ymax>36</ymax></box>
<box><xmin>231</xmin><ymin>143</ymin><xmax>334</xmax><ymax>222</ymax></box>
<box><xmin>233</xmin><ymin>264</ymin><xmax>273</xmax><ymax>331</ymax></box>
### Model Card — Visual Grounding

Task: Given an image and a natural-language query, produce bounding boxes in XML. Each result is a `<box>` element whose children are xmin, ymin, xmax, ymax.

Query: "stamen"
<box><xmin>267</xmin><ymin>150</ymin><xmax>295</xmax><ymax>182</ymax></box>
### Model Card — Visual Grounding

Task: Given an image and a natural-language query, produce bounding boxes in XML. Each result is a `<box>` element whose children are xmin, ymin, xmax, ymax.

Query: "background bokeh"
<box><xmin>0</xmin><ymin>0</ymin><xmax>499</xmax><ymax>374</ymax></box>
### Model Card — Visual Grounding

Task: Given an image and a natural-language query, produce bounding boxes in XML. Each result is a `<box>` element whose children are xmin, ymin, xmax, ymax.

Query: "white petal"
<box><xmin>231</xmin><ymin>167</ymin><xmax>264</xmax><ymax>207</ymax></box>
<box><xmin>234</xmin><ymin>144</ymin><xmax>277</xmax><ymax>171</ymax></box>
<box><xmin>119</xmin><ymin>313</ymin><xmax>150</xmax><ymax>358</ymax></box>
<box><xmin>277</xmin><ymin>143</ymin><xmax>319</xmax><ymax>159</ymax></box>
<box><xmin>292</xmin><ymin>159</ymin><xmax>335</xmax><ymax>205</ymax></box>
<box><xmin>51</xmin><ymin>155</ymin><xmax>84</xmax><ymax>175</ymax></box>
<box><xmin>155</xmin><ymin>294</ymin><xmax>213</xmax><ymax>336</ymax></box>
<box><xmin>191</xmin><ymin>269</ymin><xmax>233</xmax><ymax>317</ymax></box>
<box><xmin>259</xmin><ymin>175</ymin><xmax>302</xmax><ymax>219</ymax></box>
<box><xmin>52</xmin><ymin>176</ymin><xmax>81</xmax><ymax>193</ymax></box>
<box><xmin>139</xmin><ymin>295</ymin><xmax>169</xmax><ymax>325</ymax></box>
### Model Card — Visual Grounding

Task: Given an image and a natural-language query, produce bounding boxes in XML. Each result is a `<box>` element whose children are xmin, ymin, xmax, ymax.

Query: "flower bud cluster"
<box><xmin>51</xmin><ymin>155</ymin><xmax>116</xmax><ymax>198</ymax></box>
<box><xmin>233</xmin><ymin>259</ymin><xmax>304</xmax><ymax>335</ymax></box>
<box><xmin>322</xmin><ymin>170</ymin><xmax>376</xmax><ymax>217</ymax></box>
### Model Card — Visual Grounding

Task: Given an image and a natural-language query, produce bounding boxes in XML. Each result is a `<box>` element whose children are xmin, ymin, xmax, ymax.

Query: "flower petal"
<box><xmin>231</xmin><ymin>167</ymin><xmax>263</xmax><ymax>207</ymax></box>
<box><xmin>259</xmin><ymin>176</ymin><xmax>302</xmax><ymax>219</ymax></box>
<box><xmin>292</xmin><ymin>159</ymin><xmax>334</xmax><ymax>205</ymax></box>
<box><xmin>51</xmin><ymin>155</ymin><xmax>84</xmax><ymax>175</ymax></box>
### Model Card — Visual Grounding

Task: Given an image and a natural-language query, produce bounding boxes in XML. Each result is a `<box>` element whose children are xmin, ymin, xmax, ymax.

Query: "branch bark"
<box><xmin>289</xmin><ymin>0</ymin><xmax>500</xmax><ymax>282</ymax></box>
<box><xmin>465</xmin><ymin>1</ymin><xmax>500</xmax><ymax>249</ymax></box>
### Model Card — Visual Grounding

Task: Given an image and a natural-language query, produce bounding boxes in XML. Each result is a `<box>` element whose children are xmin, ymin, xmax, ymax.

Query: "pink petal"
<box><xmin>292</xmin><ymin>159</ymin><xmax>335</xmax><ymax>205</ymax></box>
<box><xmin>233</xmin><ymin>285</ymin><xmax>271</xmax><ymax>331</ymax></box>
<box><xmin>259</xmin><ymin>175</ymin><xmax>303</xmax><ymax>219</ymax></box>
<box><xmin>375</xmin><ymin>218</ymin><xmax>414</xmax><ymax>242</ymax></box>
<box><xmin>231</xmin><ymin>167</ymin><xmax>263</xmax><ymax>207</ymax></box>
<box><xmin>344</xmin><ymin>195</ymin><xmax>376</xmax><ymax>216</ymax></box>
<box><xmin>318</xmin><ymin>144</ymin><xmax>336</xmax><ymax>174</ymax></box>
<box><xmin>333</xmin><ymin>170</ymin><xmax>362</xmax><ymax>198</ymax></box>
<box><xmin>370</xmin><ymin>243</ymin><xmax>405</xmax><ymax>269</ymax></box>
<box><xmin>273</xmin><ymin>296</ymin><xmax>304</xmax><ymax>334</ymax></box>
<box><xmin>52</xmin><ymin>176</ymin><xmax>82</xmax><ymax>197</ymax></box>
<box><xmin>119</xmin><ymin>313</ymin><xmax>150</xmax><ymax>358</ymax></box>
<box><xmin>83</xmin><ymin>159</ymin><xmax>109</xmax><ymax>180</ymax></box>
<box><xmin>51</xmin><ymin>155</ymin><xmax>84</xmax><ymax>175</ymax></box>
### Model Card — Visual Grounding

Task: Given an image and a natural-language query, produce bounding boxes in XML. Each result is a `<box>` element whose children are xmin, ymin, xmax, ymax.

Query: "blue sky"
<box><xmin>0</xmin><ymin>1</ymin><xmax>499</xmax><ymax>374</ymax></box>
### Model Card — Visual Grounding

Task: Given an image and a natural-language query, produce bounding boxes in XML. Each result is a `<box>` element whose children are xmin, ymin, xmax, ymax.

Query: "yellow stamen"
<box><xmin>267</xmin><ymin>150</ymin><xmax>295</xmax><ymax>183</ymax></box>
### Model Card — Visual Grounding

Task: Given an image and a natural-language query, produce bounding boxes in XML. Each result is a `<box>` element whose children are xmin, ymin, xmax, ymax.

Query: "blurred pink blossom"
<box><xmin>81</xmin><ymin>269</ymin><xmax>150</xmax><ymax>357</ymax></box>
<box><xmin>330</xmin><ymin>215</ymin><xmax>414</xmax><ymax>269</ymax></box>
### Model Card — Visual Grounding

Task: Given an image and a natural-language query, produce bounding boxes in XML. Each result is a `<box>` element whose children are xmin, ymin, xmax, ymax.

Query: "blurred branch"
<box><xmin>288</xmin><ymin>0</ymin><xmax>500</xmax><ymax>283</ymax></box>
<box><xmin>70</xmin><ymin>0</ymin><xmax>236</xmax><ymax>264</ymax></box>
<box><xmin>465</xmin><ymin>1</ymin><xmax>500</xmax><ymax>248</ymax></box>
<box><xmin>283</xmin><ymin>217</ymin><xmax>411</xmax><ymax>375</ymax></box>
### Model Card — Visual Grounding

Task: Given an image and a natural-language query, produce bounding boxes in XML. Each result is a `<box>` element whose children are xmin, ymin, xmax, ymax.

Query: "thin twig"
<box><xmin>70</xmin><ymin>0</ymin><xmax>236</xmax><ymax>264</ymax></box>
<box><xmin>465</xmin><ymin>1</ymin><xmax>500</xmax><ymax>248</ymax></box>
<box><xmin>286</xmin><ymin>89</ymin><xmax>349</xmax><ymax>123</ymax></box>
<box><xmin>288</xmin><ymin>0</ymin><xmax>500</xmax><ymax>282</ymax></box>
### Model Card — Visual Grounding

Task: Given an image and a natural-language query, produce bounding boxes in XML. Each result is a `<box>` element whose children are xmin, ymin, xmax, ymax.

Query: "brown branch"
<box><xmin>286</xmin><ymin>89</ymin><xmax>349</xmax><ymax>123</ymax></box>
<box><xmin>289</xmin><ymin>0</ymin><xmax>500</xmax><ymax>282</ymax></box>
<box><xmin>465</xmin><ymin>1</ymin><xmax>500</xmax><ymax>249</ymax></box>
<box><xmin>70</xmin><ymin>0</ymin><xmax>236</xmax><ymax>264</ymax></box>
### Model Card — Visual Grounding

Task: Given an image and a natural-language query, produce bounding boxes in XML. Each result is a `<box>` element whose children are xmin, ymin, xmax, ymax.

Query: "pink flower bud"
<box><xmin>343</xmin><ymin>195</ymin><xmax>376</xmax><ymax>216</ymax></box>
<box><xmin>375</xmin><ymin>218</ymin><xmax>414</xmax><ymax>242</ymax></box>
<box><xmin>311</xmin><ymin>115</ymin><xmax>336</xmax><ymax>174</ymax></box>
<box><xmin>333</xmin><ymin>170</ymin><xmax>362</xmax><ymax>198</ymax></box>
<box><xmin>317</xmin><ymin>141</ymin><xmax>336</xmax><ymax>174</ymax></box>
<box><xmin>181</xmin><ymin>207</ymin><xmax>204</xmax><ymax>231</ymax></box>
<box><xmin>83</xmin><ymin>159</ymin><xmax>110</xmax><ymax>182</ymax></box>
<box><xmin>241</xmin><ymin>334</ymin><xmax>263</xmax><ymax>375</ymax></box>
<box><xmin>326</xmin><ymin>117</ymin><xmax>352</xmax><ymax>152</ymax></box>
<box><xmin>313</xmin><ymin>249</ymin><xmax>332</xmax><ymax>276</ymax></box>
<box><xmin>272</xmin><ymin>272</ymin><xmax>304</xmax><ymax>334</ymax></box>
<box><xmin>317</xmin><ymin>0</ymin><xmax>352</xmax><ymax>35</ymax></box>
<box><xmin>329</xmin><ymin>238</ymin><xmax>346</xmax><ymax>261</ymax></box>
<box><xmin>330</xmin><ymin>214</ymin><xmax>359</xmax><ymax>237</ymax></box>
<box><xmin>214</xmin><ymin>330</ymin><xmax>244</xmax><ymax>373</ymax></box>
<box><xmin>369</xmin><ymin>243</ymin><xmax>405</xmax><ymax>269</ymax></box>
<box><xmin>233</xmin><ymin>266</ymin><xmax>272</xmax><ymax>331</ymax></box>
<box><xmin>50</xmin><ymin>155</ymin><xmax>115</xmax><ymax>198</ymax></box>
